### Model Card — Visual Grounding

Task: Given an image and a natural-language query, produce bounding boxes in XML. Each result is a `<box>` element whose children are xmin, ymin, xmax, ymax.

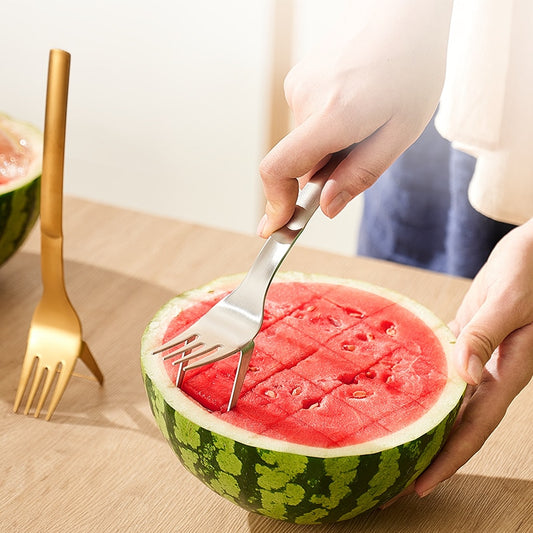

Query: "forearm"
<box><xmin>259</xmin><ymin>0</ymin><xmax>455</xmax><ymax>236</ymax></box>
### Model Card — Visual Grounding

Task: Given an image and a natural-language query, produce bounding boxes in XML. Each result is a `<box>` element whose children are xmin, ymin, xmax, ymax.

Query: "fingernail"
<box><xmin>467</xmin><ymin>354</ymin><xmax>484</xmax><ymax>385</ymax></box>
<box><xmin>325</xmin><ymin>191</ymin><xmax>351</xmax><ymax>218</ymax></box>
<box><xmin>256</xmin><ymin>214</ymin><xmax>268</xmax><ymax>237</ymax></box>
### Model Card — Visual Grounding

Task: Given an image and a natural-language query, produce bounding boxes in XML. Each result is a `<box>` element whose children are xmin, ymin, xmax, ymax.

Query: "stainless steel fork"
<box><xmin>153</xmin><ymin>158</ymin><xmax>340</xmax><ymax>411</ymax></box>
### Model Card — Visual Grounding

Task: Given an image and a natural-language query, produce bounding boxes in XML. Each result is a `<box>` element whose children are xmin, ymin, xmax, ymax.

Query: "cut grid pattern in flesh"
<box><xmin>161</xmin><ymin>282</ymin><xmax>447</xmax><ymax>448</ymax></box>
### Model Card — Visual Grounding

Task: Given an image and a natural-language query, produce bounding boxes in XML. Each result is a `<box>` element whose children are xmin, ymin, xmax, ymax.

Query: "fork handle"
<box><xmin>272</xmin><ymin>150</ymin><xmax>347</xmax><ymax>244</ymax></box>
<box><xmin>271</xmin><ymin>173</ymin><xmax>327</xmax><ymax>246</ymax></box>
<box><xmin>40</xmin><ymin>50</ymin><xmax>70</xmax><ymax>293</ymax></box>
<box><xmin>41</xmin><ymin>49</ymin><xmax>70</xmax><ymax>240</ymax></box>
<box><xmin>225</xmin><ymin>157</ymin><xmax>338</xmax><ymax>317</ymax></box>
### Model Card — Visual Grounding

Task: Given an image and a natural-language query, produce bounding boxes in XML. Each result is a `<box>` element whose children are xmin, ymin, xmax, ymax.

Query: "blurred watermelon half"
<box><xmin>141</xmin><ymin>272</ymin><xmax>465</xmax><ymax>524</ymax></box>
<box><xmin>0</xmin><ymin>113</ymin><xmax>42</xmax><ymax>267</ymax></box>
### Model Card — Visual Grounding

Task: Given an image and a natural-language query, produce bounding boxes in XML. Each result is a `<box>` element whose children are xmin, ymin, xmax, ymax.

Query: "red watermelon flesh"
<box><xmin>0</xmin><ymin>128</ymin><xmax>33</xmax><ymax>185</ymax></box>
<box><xmin>161</xmin><ymin>282</ymin><xmax>448</xmax><ymax>448</ymax></box>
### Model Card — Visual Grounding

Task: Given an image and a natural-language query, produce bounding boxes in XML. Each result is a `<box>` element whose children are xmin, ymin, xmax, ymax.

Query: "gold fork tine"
<box><xmin>33</xmin><ymin>364</ymin><xmax>58</xmax><ymax>417</ymax></box>
<box><xmin>24</xmin><ymin>360</ymin><xmax>46</xmax><ymax>415</ymax></box>
<box><xmin>13</xmin><ymin>355</ymin><xmax>37</xmax><ymax>413</ymax></box>
<box><xmin>43</xmin><ymin>361</ymin><xmax>76</xmax><ymax>421</ymax></box>
<box><xmin>79</xmin><ymin>342</ymin><xmax>104</xmax><ymax>384</ymax></box>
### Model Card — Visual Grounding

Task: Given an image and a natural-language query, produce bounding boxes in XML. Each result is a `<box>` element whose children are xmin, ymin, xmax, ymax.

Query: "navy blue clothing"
<box><xmin>357</xmin><ymin>118</ymin><xmax>515</xmax><ymax>279</ymax></box>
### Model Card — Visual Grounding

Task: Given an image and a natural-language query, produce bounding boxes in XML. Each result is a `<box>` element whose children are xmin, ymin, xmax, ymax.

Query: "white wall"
<box><xmin>3</xmin><ymin>0</ymin><xmax>361</xmax><ymax>256</ymax></box>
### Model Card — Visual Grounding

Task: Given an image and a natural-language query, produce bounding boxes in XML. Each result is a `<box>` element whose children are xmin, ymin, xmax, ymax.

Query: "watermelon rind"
<box><xmin>141</xmin><ymin>272</ymin><xmax>466</xmax><ymax>524</ymax></box>
<box><xmin>0</xmin><ymin>113</ymin><xmax>42</xmax><ymax>267</ymax></box>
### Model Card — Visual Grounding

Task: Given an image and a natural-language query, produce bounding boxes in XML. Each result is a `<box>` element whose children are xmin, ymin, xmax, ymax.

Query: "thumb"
<box><xmin>454</xmin><ymin>300</ymin><xmax>518</xmax><ymax>385</ymax></box>
<box><xmin>258</xmin><ymin>114</ymin><xmax>346</xmax><ymax>237</ymax></box>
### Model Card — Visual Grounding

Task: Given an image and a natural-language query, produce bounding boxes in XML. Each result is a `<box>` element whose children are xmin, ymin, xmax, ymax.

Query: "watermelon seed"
<box><xmin>308</xmin><ymin>402</ymin><xmax>320</xmax><ymax>409</ymax></box>
<box><xmin>327</xmin><ymin>316</ymin><xmax>342</xmax><ymax>328</ymax></box>
<box><xmin>293</xmin><ymin>309</ymin><xmax>308</xmax><ymax>319</ymax></box>
<box><xmin>356</xmin><ymin>332</ymin><xmax>374</xmax><ymax>342</ymax></box>
<box><xmin>348</xmin><ymin>310</ymin><xmax>365</xmax><ymax>319</ymax></box>
<box><xmin>291</xmin><ymin>386</ymin><xmax>302</xmax><ymax>396</ymax></box>
<box><xmin>264</xmin><ymin>390</ymin><xmax>276</xmax><ymax>398</ymax></box>
<box><xmin>249</xmin><ymin>366</ymin><xmax>260</xmax><ymax>372</ymax></box>
<box><xmin>381</xmin><ymin>320</ymin><xmax>397</xmax><ymax>335</ymax></box>
<box><xmin>352</xmin><ymin>391</ymin><xmax>367</xmax><ymax>399</ymax></box>
<box><xmin>342</xmin><ymin>344</ymin><xmax>356</xmax><ymax>352</ymax></box>
<box><xmin>365</xmin><ymin>370</ymin><xmax>376</xmax><ymax>379</ymax></box>
<box><xmin>306</xmin><ymin>305</ymin><xmax>316</xmax><ymax>312</ymax></box>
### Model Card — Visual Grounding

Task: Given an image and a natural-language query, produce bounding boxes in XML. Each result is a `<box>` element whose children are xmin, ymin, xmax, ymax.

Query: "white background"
<box><xmin>3</xmin><ymin>0</ymin><xmax>361</xmax><ymax>255</ymax></box>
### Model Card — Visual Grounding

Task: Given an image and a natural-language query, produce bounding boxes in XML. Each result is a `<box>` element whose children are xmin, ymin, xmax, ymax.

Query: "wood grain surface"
<box><xmin>1</xmin><ymin>197</ymin><xmax>531</xmax><ymax>532</ymax></box>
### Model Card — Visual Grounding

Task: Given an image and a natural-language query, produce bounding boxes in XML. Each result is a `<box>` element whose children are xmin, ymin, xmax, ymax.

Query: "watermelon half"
<box><xmin>0</xmin><ymin>113</ymin><xmax>42</xmax><ymax>267</ymax></box>
<box><xmin>141</xmin><ymin>272</ymin><xmax>465</xmax><ymax>524</ymax></box>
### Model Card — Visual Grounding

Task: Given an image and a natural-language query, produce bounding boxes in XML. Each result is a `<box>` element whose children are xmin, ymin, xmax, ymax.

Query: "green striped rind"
<box><xmin>0</xmin><ymin>176</ymin><xmax>40</xmax><ymax>266</ymax></box>
<box><xmin>142</xmin><ymin>367</ymin><xmax>461</xmax><ymax>524</ymax></box>
<box><xmin>0</xmin><ymin>114</ymin><xmax>43</xmax><ymax>267</ymax></box>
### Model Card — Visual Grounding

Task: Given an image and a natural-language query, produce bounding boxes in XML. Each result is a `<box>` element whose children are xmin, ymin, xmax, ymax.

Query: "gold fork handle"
<box><xmin>40</xmin><ymin>233</ymin><xmax>67</xmax><ymax>295</ymax></box>
<box><xmin>40</xmin><ymin>49</ymin><xmax>70</xmax><ymax>292</ymax></box>
<box><xmin>41</xmin><ymin>49</ymin><xmax>70</xmax><ymax>240</ymax></box>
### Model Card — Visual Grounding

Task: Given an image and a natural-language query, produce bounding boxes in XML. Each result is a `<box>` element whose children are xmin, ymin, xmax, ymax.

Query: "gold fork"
<box><xmin>13</xmin><ymin>49</ymin><xmax>103</xmax><ymax>421</ymax></box>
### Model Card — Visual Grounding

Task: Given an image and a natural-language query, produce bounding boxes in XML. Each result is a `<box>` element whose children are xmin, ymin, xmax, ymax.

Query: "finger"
<box><xmin>297</xmin><ymin>154</ymin><xmax>333</xmax><ymax>188</ymax></box>
<box><xmin>416</xmin><ymin>323</ymin><xmax>533</xmax><ymax>497</ymax></box>
<box><xmin>447</xmin><ymin>319</ymin><xmax>460</xmax><ymax>337</ymax></box>
<box><xmin>256</xmin><ymin>180</ymin><xmax>299</xmax><ymax>238</ymax></box>
<box><xmin>257</xmin><ymin>154</ymin><xmax>333</xmax><ymax>238</ymax></box>
<box><xmin>379</xmin><ymin>484</ymin><xmax>415</xmax><ymax>509</ymax></box>
<box><xmin>258</xmin><ymin>115</ymin><xmax>357</xmax><ymax>237</ymax></box>
<box><xmin>319</xmin><ymin>118</ymin><xmax>421</xmax><ymax>218</ymax></box>
<box><xmin>454</xmin><ymin>297</ymin><xmax>526</xmax><ymax>385</ymax></box>
<box><xmin>414</xmin><ymin>375</ymin><xmax>507</xmax><ymax>498</ymax></box>
<box><xmin>258</xmin><ymin>152</ymin><xmax>347</xmax><ymax>237</ymax></box>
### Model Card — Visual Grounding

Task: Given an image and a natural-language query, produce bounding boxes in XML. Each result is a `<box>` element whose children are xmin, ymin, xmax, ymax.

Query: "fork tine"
<box><xmin>173</xmin><ymin>345</ymin><xmax>229</xmax><ymax>388</ymax></box>
<box><xmin>176</xmin><ymin>360</ymin><xmax>186</xmax><ymax>388</ymax></box>
<box><xmin>178</xmin><ymin>346</ymin><xmax>234</xmax><ymax>370</ymax></box>
<box><xmin>162</xmin><ymin>340</ymin><xmax>206</xmax><ymax>361</ymax></box>
<box><xmin>227</xmin><ymin>342</ymin><xmax>254</xmax><ymax>411</ymax></box>
<box><xmin>24</xmin><ymin>360</ymin><xmax>46</xmax><ymax>415</ymax></box>
<box><xmin>44</xmin><ymin>360</ymin><xmax>75</xmax><ymax>421</ymax></box>
<box><xmin>34</xmin><ymin>363</ymin><xmax>59</xmax><ymax>418</ymax></box>
<box><xmin>153</xmin><ymin>331</ymin><xmax>197</xmax><ymax>355</ymax></box>
<box><xmin>13</xmin><ymin>354</ymin><xmax>38</xmax><ymax>413</ymax></box>
<box><xmin>168</xmin><ymin>345</ymin><xmax>222</xmax><ymax>366</ymax></box>
<box><xmin>79</xmin><ymin>341</ymin><xmax>104</xmax><ymax>385</ymax></box>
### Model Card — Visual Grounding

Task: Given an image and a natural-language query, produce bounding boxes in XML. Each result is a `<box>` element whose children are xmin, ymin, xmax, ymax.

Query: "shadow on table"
<box><xmin>1</xmin><ymin>251</ymin><xmax>176</xmax><ymax>437</ymax></box>
<box><xmin>246</xmin><ymin>473</ymin><xmax>533</xmax><ymax>532</ymax></box>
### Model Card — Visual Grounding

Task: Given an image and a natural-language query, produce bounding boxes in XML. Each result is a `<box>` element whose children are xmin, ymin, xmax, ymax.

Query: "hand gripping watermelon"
<box><xmin>0</xmin><ymin>113</ymin><xmax>42</xmax><ymax>267</ymax></box>
<box><xmin>141</xmin><ymin>272</ymin><xmax>465</xmax><ymax>524</ymax></box>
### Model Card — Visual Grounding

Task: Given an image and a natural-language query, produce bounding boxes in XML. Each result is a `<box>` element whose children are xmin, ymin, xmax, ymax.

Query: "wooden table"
<box><xmin>1</xmin><ymin>197</ymin><xmax>531</xmax><ymax>532</ymax></box>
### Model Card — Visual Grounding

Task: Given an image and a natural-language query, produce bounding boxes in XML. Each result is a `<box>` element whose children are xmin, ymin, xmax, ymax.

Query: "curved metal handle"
<box><xmin>271</xmin><ymin>168</ymin><xmax>329</xmax><ymax>245</ymax></box>
<box><xmin>224</xmin><ymin>158</ymin><xmax>339</xmax><ymax>318</ymax></box>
